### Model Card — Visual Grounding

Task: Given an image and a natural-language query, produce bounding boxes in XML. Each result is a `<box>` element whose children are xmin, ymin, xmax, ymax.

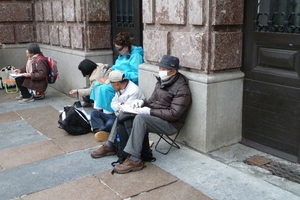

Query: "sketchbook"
<box><xmin>97</xmin><ymin>76</ymin><xmax>108</xmax><ymax>84</ymax></box>
<box><xmin>9</xmin><ymin>73</ymin><xmax>25</xmax><ymax>78</ymax></box>
<box><xmin>120</xmin><ymin>104</ymin><xmax>139</xmax><ymax>114</ymax></box>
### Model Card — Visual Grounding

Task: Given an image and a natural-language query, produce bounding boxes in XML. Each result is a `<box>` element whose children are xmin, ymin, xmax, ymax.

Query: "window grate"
<box><xmin>116</xmin><ymin>0</ymin><xmax>134</xmax><ymax>28</ymax></box>
<box><xmin>255</xmin><ymin>0</ymin><xmax>300</xmax><ymax>34</ymax></box>
<box><xmin>244</xmin><ymin>155</ymin><xmax>300</xmax><ymax>184</ymax></box>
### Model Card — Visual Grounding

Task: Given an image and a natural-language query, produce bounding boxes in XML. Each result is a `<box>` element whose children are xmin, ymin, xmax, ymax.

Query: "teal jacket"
<box><xmin>111</xmin><ymin>46</ymin><xmax>143</xmax><ymax>85</ymax></box>
<box><xmin>90</xmin><ymin>46</ymin><xmax>144</xmax><ymax>112</ymax></box>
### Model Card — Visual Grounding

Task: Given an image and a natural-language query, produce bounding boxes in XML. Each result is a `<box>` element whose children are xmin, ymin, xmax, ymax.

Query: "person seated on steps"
<box><xmin>90</xmin><ymin>55</ymin><xmax>192</xmax><ymax>174</ymax></box>
<box><xmin>89</xmin><ymin>32</ymin><xmax>144</xmax><ymax>113</ymax></box>
<box><xmin>14</xmin><ymin>43</ymin><xmax>49</xmax><ymax>104</ymax></box>
<box><xmin>69</xmin><ymin>59</ymin><xmax>105</xmax><ymax>107</ymax></box>
<box><xmin>90</xmin><ymin>70</ymin><xmax>145</xmax><ymax>142</ymax></box>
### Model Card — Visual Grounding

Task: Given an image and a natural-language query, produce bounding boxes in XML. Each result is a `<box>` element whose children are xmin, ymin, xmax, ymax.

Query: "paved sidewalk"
<box><xmin>0</xmin><ymin>87</ymin><xmax>300</xmax><ymax>200</ymax></box>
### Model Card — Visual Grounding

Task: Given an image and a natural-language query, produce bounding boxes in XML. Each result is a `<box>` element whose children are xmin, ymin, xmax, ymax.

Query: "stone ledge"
<box><xmin>139</xmin><ymin>63</ymin><xmax>244</xmax><ymax>83</ymax></box>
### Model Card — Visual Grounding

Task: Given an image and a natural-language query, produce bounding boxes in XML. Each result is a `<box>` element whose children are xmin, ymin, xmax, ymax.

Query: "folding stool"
<box><xmin>4</xmin><ymin>78</ymin><xmax>18</xmax><ymax>93</ymax></box>
<box><xmin>155</xmin><ymin>131</ymin><xmax>181</xmax><ymax>155</ymax></box>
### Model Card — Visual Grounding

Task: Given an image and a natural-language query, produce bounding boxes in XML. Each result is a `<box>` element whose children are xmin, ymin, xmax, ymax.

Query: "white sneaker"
<box><xmin>19</xmin><ymin>96</ymin><xmax>34</xmax><ymax>104</ymax></box>
<box><xmin>15</xmin><ymin>95</ymin><xmax>23</xmax><ymax>100</ymax></box>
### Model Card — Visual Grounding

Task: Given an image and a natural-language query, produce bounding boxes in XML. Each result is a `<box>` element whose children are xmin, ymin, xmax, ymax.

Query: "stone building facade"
<box><xmin>0</xmin><ymin>0</ymin><xmax>244</xmax><ymax>153</ymax></box>
<box><xmin>0</xmin><ymin>0</ymin><xmax>111</xmax><ymax>50</ymax></box>
<box><xmin>140</xmin><ymin>0</ymin><xmax>244</xmax><ymax>153</ymax></box>
<box><xmin>0</xmin><ymin>0</ymin><xmax>113</xmax><ymax>93</ymax></box>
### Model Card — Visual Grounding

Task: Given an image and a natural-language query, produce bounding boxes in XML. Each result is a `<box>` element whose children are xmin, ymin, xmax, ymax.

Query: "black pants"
<box><xmin>15</xmin><ymin>77</ymin><xmax>31</xmax><ymax>98</ymax></box>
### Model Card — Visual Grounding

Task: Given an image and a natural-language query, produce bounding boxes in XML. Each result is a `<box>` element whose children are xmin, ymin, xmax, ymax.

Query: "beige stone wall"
<box><xmin>0</xmin><ymin>0</ymin><xmax>111</xmax><ymax>51</ymax></box>
<box><xmin>0</xmin><ymin>0</ymin><xmax>113</xmax><ymax>94</ymax></box>
<box><xmin>141</xmin><ymin>0</ymin><xmax>245</xmax><ymax>153</ymax></box>
<box><xmin>142</xmin><ymin>0</ymin><xmax>244</xmax><ymax>73</ymax></box>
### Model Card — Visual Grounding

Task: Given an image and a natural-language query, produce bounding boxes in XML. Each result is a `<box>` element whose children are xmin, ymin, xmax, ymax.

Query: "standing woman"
<box><xmin>14</xmin><ymin>43</ymin><xmax>49</xmax><ymax>103</ymax></box>
<box><xmin>90</xmin><ymin>32</ymin><xmax>144</xmax><ymax>113</ymax></box>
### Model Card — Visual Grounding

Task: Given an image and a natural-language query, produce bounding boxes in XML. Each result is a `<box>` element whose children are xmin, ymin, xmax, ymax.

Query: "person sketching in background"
<box><xmin>14</xmin><ymin>43</ymin><xmax>49</xmax><ymax>103</ymax></box>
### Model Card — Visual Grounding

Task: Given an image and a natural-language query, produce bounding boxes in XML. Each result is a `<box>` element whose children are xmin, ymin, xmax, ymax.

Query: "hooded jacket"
<box><xmin>111</xmin><ymin>46</ymin><xmax>143</xmax><ymax>85</ymax></box>
<box><xmin>144</xmin><ymin>73</ymin><xmax>192</xmax><ymax>131</ymax></box>
<box><xmin>78</xmin><ymin>65</ymin><xmax>104</xmax><ymax>98</ymax></box>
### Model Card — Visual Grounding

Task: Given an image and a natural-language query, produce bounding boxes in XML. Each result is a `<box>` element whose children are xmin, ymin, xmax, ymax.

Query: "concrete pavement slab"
<box><xmin>0</xmin><ymin>149</ymin><xmax>116</xmax><ymax>200</ymax></box>
<box><xmin>15</xmin><ymin>105</ymin><xmax>68</xmax><ymax>139</ymax></box>
<box><xmin>0</xmin><ymin>91</ymin><xmax>16</xmax><ymax>104</ymax></box>
<box><xmin>52</xmin><ymin>133</ymin><xmax>101</xmax><ymax>153</ymax></box>
<box><xmin>95</xmin><ymin>163</ymin><xmax>178</xmax><ymax>198</ymax></box>
<box><xmin>0</xmin><ymin>89</ymin><xmax>75</xmax><ymax>114</ymax></box>
<box><xmin>0</xmin><ymin>120</ymin><xmax>47</xmax><ymax>150</ymax></box>
<box><xmin>0</xmin><ymin>140</ymin><xmax>65</xmax><ymax>169</ymax></box>
<box><xmin>152</xmin><ymin>142</ymin><xmax>300</xmax><ymax>200</ymax></box>
<box><xmin>19</xmin><ymin>176</ymin><xmax>121</xmax><ymax>200</ymax></box>
<box><xmin>131</xmin><ymin>180</ymin><xmax>212</xmax><ymax>200</ymax></box>
<box><xmin>0</xmin><ymin>111</ymin><xmax>21</xmax><ymax>124</ymax></box>
<box><xmin>209</xmin><ymin>143</ymin><xmax>300</xmax><ymax>197</ymax></box>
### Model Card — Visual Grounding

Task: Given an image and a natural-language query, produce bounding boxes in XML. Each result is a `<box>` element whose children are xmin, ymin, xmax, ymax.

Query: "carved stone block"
<box><xmin>212</xmin><ymin>0</ymin><xmax>244</xmax><ymax>25</ymax></box>
<box><xmin>212</xmin><ymin>32</ymin><xmax>242</xmax><ymax>70</ymax></box>
<box><xmin>156</xmin><ymin>0</ymin><xmax>186</xmax><ymax>25</ymax></box>
<box><xmin>143</xmin><ymin>30</ymin><xmax>168</xmax><ymax>62</ymax></box>
<box><xmin>87</xmin><ymin>0</ymin><xmax>110</xmax><ymax>21</ymax></box>
<box><xmin>71</xmin><ymin>26</ymin><xmax>84</xmax><ymax>49</ymax></box>
<box><xmin>88</xmin><ymin>26</ymin><xmax>111</xmax><ymax>49</ymax></box>
<box><xmin>171</xmin><ymin>32</ymin><xmax>204</xmax><ymax>70</ymax></box>
<box><xmin>0</xmin><ymin>3</ymin><xmax>32</xmax><ymax>22</ymax></box>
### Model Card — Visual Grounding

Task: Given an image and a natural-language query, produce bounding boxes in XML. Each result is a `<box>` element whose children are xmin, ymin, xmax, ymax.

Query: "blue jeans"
<box><xmin>90</xmin><ymin>110</ymin><xmax>116</xmax><ymax>132</ymax></box>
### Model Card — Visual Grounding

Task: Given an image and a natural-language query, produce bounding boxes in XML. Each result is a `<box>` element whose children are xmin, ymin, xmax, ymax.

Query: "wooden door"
<box><xmin>111</xmin><ymin>0</ymin><xmax>143</xmax><ymax>62</ymax></box>
<box><xmin>242</xmin><ymin>0</ymin><xmax>300</xmax><ymax>162</ymax></box>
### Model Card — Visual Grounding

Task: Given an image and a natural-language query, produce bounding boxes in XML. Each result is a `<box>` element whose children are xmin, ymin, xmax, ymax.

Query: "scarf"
<box><xmin>26</xmin><ymin>54</ymin><xmax>39</xmax><ymax>73</ymax></box>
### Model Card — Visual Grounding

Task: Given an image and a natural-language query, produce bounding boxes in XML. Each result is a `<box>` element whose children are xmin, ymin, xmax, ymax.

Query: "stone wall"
<box><xmin>0</xmin><ymin>0</ymin><xmax>113</xmax><ymax>94</ymax></box>
<box><xmin>142</xmin><ymin>0</ymin><xmax>243</xmax><ymax>73</ymax></box>
<box><xmin>140</xmin><ymin>0</ymin><xmax>245</xmax><ymax>153</ymax></box>
<box><xmin>0</xmin><ymin>1</ymin><xmax>34</xmax><ymax>44</ymax></box>
<box><xmin>0</xmin><ymin>0</ymin><xmax>111</xmax><ymax>51</ymax></box>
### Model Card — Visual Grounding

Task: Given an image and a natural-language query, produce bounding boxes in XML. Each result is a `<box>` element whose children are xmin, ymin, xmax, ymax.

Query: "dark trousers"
<box><xmin>15</xmin><ymin>77</ymin><xmax>31</xmax><ymax>98</ymax></box>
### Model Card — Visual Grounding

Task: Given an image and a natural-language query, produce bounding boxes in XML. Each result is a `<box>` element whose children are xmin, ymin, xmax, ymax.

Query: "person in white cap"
<box><xmin>90</xmin><ymin>70</ymin><xmax>145</xmax><ymax>142</ymax></box>
<box><xmin>91</xmin><ymin>55</ymin><xmax>192</xmax><ymax>174</ymax></box>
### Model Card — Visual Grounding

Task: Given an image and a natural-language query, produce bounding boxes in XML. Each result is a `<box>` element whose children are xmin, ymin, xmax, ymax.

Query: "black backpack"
<box><xmin>58</xmin><ymin>102</ymin><xmax>91</xmax><ymax>135</ymax></box>
<box><xmin>111</xmin><ymin>112</ymin><xmax>156</xmax><ymax>167</ymax></box>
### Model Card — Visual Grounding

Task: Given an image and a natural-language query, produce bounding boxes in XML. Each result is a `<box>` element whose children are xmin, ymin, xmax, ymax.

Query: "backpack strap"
<box><xmin>35</xmin><ymin>55</ymin><xmax>46</xmax><ymax>64</ymax></box>
<box><xmin>111</xmin><ymin>157</ymin><xmax>125</xmax><ymax>167</ymax></box>
<box><xmin>35</xmin><ymin>55</ymin><xmax>48</xmax><ymax>72</ymax></box>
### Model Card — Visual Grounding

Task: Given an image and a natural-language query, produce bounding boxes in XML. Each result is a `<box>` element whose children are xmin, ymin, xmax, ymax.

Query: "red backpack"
<box><xmin>36</xmin><ymin>56</ymin><xmax>58</xmax><ymax>84</ymax></box>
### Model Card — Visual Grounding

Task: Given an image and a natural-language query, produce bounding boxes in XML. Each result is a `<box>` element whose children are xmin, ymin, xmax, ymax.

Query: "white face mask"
<box><xmin>158</xmin><ymin>70</ymin><xmax>170</xmax><ymax>80</ymax></box>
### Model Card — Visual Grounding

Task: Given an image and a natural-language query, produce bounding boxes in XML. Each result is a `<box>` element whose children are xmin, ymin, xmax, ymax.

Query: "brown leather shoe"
<box><xmin>90</xmin><ymin>144</ymin><xmax>116</xmax><ymax>158</ymax></box>
<box><xmin>113</xmin><ymin>157</ymin><xmax>144</xmax><ymax>174</ymax></box>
